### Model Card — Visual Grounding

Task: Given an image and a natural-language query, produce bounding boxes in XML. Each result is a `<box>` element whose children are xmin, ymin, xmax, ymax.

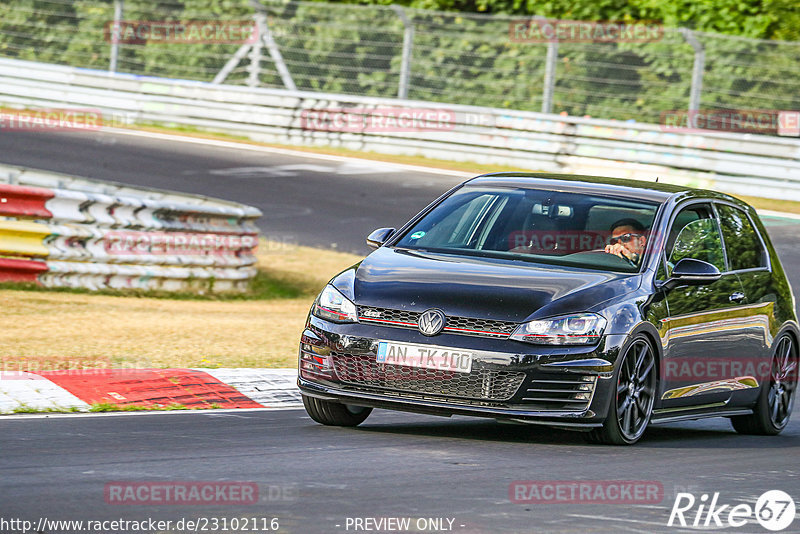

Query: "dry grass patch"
<box><xmin>1</xmin><ymin>241</ymin><xmax>362</xmax><ymax>369</ymax></box>
<box><xmin>257</xmin><ymin>239</ymin><xmax>364</xmax><ymax>293</ymax></box>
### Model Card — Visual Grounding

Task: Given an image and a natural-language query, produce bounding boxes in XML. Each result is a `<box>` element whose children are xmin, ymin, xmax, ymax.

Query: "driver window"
<box><xmin>666</xmin><ymin>205</ymin><xmax>726</xmax><ymax>275</ymax></box>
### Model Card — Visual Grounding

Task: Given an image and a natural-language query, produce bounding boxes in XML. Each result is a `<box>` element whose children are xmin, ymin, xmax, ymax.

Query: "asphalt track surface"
<box><xmin>0</xmin><ymin>129</ymin><xmax>466</xmax><ymax>254</ymax></box>
<box><xmin>1</xmin><ymin>130</ymin><xmax>800</xmax><ymax>533</ymax></box>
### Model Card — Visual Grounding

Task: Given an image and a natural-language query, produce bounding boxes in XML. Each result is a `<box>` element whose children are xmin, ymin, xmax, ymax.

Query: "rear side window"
<box><xmin>716</xmin><ymin>204</ymin><xmax>768</xmax><ymax>270</ymax></box>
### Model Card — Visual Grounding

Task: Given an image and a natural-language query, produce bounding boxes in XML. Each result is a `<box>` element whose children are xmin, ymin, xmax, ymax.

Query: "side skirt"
<box><xmin>650</xmin><ymin>403</ymin><xmax>753</xmax><ymax>425</ymax></box>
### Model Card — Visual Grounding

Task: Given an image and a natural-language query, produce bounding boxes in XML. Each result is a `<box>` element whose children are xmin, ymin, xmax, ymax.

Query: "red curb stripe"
<box><xmin>0</xmin><ymin>257</ymin><xmax>48</xmax><ymax>283</ymax></box>
<box><xmin>39</xmin><ymin>369</ymin><xmax>263</xmax><ymax>409</ymax></box>
<box><xmin>0</xmin><ymin>183</ymin><xmax>54</xmax><ymax>219</ymax></box>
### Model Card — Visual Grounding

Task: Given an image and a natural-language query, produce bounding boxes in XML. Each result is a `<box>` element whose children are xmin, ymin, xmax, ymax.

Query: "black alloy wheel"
<box><xmin>732</xmin><ymin>334</ymin><xmax>798</xmax><ymax>435</ymax></box>
<box><xmin>589</xmin><ymin>336</ymin><xmax>656</xmax><ymax>445</ymax></box>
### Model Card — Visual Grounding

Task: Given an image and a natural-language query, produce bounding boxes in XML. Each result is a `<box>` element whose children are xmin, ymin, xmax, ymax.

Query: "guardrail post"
<box><xmin>109</xmin><ymin>0</ymin><xmax>123</xmax><ymax>74</ymax></box>
<box><xmin>251</xmin><ymin>6</ymin><xmax>297</xmax><ymax>91</ymax></box>
<box><xmin>247</xmin><ymin>20</ymin><xmax>263</xmax><ymax>87</ymax></box>
<box><xmin>680</xmin><ymin>28</ymin><xmax>705</xmax><ymax>119</ymax></box>
<box><xmin>541</xmin><ymin>39</ymin><xmax>558</xmax><ymax>114</ymax></box>
<box><xmin>391</xmin><ymin>6</ymin><xmax>414</xmax><ymax>100</ymax></box>
<box><xmin>213</xmin><ymin>43</ymin><xmax>253</xmax><ymax>85</ymax></box>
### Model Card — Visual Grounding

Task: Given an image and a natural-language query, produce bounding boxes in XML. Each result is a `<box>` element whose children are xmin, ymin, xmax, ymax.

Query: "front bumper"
<box><xmin>298</xmin><ymin>315</ymin><xmax>628</xmax><ymax>428</ymax></box>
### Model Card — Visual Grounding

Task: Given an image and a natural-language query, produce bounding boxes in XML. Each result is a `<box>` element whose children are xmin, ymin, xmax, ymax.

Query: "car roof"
<box><xmin>466</xmin><ymin>172</ymin><xmax>744</xmax><ymax>206</ymax></box>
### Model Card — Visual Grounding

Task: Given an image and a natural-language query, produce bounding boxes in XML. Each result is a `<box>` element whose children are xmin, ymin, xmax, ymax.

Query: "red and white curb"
<box><xmin>0</xmin><ymin>368</ymin><xmax>301</xmax><ymax>414</ymax></box>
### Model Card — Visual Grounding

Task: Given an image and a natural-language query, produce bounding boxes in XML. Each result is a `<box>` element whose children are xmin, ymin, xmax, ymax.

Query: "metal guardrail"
<box><xmin>0</xmin><ymin>163</ymin><xmax>261</xmax><ymax>292</ymax></box>
<box><xmin>4</xmin><ymin>0</ymin><xmax>800</xmax><ymax>124</ymax></box>
<box><xmin>0</xmin><ymin>58</ymin><xmax>799</xmax><ymax>201</ymax></box>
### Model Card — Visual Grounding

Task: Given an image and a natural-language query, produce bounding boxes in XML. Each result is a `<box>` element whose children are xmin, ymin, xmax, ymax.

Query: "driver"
<box><xmin>605</xmin><ymin>218</ymin><xmax>647</xmax><ymax>266</ymax></box>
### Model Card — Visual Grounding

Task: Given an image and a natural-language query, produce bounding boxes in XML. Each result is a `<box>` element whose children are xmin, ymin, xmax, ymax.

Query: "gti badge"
<box><xmin>418</xmin><ymin>309</ymin><xmax>446</xmax><ymax>336</ymax></box>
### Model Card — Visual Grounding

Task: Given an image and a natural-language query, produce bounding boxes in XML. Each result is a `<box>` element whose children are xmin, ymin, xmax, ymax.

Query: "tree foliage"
<box><xmin>337</xmin><ymin>0</ymin><xmax>800</xmax><ymax>40</ymax></box>
<box><xmin>1</xmin><ymin>0</ymin><xmax>798</xmax><ymax>123</ymax></box>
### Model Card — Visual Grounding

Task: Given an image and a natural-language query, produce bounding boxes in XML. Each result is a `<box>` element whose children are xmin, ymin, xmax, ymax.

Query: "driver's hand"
<box><xmin>605</xmin><ymin>242</ymin><xmax>632</xmax><ymax>260</ymax></box>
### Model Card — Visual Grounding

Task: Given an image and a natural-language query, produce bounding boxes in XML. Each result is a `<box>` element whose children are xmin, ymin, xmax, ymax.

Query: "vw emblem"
<box><xmin>418</xmin><ymin>309</ymin><xmax>446</xmax><ymax>336</ymax></box>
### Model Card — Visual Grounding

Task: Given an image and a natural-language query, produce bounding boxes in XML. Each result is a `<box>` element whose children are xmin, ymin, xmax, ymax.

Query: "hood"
<box><xmin>348</xmin><ymin>247</ymin><xmax>640</xmax><ymax>322</ymax></box>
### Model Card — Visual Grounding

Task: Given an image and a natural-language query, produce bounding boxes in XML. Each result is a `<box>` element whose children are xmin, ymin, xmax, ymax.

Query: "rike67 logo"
<box><xmin>668</xmin><ymin>490</ymin><xmax>796</xmax><ymax>531</ymax></box>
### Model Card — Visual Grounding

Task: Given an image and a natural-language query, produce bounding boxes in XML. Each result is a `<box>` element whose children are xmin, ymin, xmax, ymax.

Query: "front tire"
<box><xmin>302</xmin><ymin>394</ymin><xmax>372</xmax><ymax>427</ymax></box>
<box><xmin>589</xmin><ymin>335</ymin><xmax>656</xmax><ymax>445</ymax></box>
<box><xmin>731</xmin><ymin>333</ymin><xmax>797</xmax><ymax>435</ymax></box>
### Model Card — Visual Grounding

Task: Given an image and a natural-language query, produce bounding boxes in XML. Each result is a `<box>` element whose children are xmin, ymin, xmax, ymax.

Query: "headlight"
<box><xmin>312</xmin><ymin>284</ymin><xmax>358</xmax><ymax>323</ymax></box>
<box><xmin>510</xmin><ymin>313</ymin><xmax>606</xmax><ymax>345</ymax></box>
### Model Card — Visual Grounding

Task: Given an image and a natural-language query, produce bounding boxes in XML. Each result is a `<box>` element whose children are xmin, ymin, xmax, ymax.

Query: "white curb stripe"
<box><xmin>0</xmin><ymin>372</ymin><xmax>90</xmax><ymax>414</ymax></box>
<box><xmin>196</xmin><ymin>368</ymin><xmax>302</xmax><ymax>408</ymax></box>
<box><xmin>0</xmin><ymin>368</ymin><xmax>302</xmax><ymax>414</ymax></box>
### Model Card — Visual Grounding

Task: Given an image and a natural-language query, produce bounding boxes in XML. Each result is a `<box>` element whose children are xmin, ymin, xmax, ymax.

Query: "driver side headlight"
<box><xmin>312</xmin><ymin>284</ymin><xmax>358</xmax><ymax>323</ymax></box>
<box><xmin>510</xmin><ymin>313</ymin><xmax>606</xmax><ymax>345</ymax></box>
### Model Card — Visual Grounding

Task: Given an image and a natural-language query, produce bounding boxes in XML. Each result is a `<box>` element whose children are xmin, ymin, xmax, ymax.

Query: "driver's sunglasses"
<box><xmin>609</xmin><ymin>233</ymin><xmax>643</xmax><ymax>245</ymax></box>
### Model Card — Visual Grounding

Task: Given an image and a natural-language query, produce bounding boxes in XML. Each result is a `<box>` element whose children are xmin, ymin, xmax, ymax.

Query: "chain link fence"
<box><xmin>1</xmin><ymin>0</ymin><xmax>799</xmax><ymax>124</ymax></box>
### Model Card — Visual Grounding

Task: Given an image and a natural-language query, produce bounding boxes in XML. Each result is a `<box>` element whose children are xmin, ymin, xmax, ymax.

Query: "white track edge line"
<box><xmin>0</xmin><ymin>406</ymin><xmax>304</xmax><ymax>420</ymax></box>
<box><xmin>102</xmin><ymin>128</ymin><xmax>800</xmax><ymax>221</ymax></box>
<box><xmin>102</xmin><ymin>127</ymin><xmax>475</xmax><ymax>178</ymax></box>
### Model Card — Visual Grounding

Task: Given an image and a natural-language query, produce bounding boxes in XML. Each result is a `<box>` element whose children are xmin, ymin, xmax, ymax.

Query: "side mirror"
<box><xmin>657</xmin><ymin>258</ymin><xmax>721</xmax><ymax>290</ymax></box>
<box><xmin>366</xmin><ymin>227</ymin><xmax>395</xmax><ymax>250</ymax></box>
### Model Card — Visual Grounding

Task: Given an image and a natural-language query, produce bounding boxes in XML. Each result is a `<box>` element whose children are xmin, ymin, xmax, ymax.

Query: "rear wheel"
<box><xmin>589</xmin><ymin>336</ymin><xmax>656</xmax><ymax>445</ymax></box>
<box><xmin>731</xmin><ymin>334</ymin><xmax>797</xmax><ymax>435</ymax></box>
<box><xmin>302</xmin><ymin>394</ymin><xmax>372</xmax><ymax>427</ymax></box>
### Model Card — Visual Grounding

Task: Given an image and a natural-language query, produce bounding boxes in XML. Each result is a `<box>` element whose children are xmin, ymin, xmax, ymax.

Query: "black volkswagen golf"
<box><xmin>298</xmin><ymin>173</ymin><xmax>798</xmax><ymax>444</ymax></box>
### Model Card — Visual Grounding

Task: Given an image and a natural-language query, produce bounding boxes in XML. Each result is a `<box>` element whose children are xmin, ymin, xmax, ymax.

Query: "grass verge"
<box><xmin>7</xmin><ymin>403</ymin><xmax>221</xmax><ymax>414</ymax></box>
<box><xmin>11</xmin><ymin>404</ymin><xmax>82</xmax><ymax>414</ymax></box>
<box><xmin>0</xmin><ymin>240</ymin><xmax>362</xmax><ymax>368</ymax></box>
<box><xmin>0</xmin><ymin>238</ymin><xmax>360</xmax><ymax>301</ymax></box>
<box><xmin>88</xmin><ymin>402</ymin><xmax>208</xmax><ymax>412</ymax></box>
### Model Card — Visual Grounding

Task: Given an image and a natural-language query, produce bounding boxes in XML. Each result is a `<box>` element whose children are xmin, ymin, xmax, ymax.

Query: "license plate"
<box><xmin>376</xmin><ymin>341</ymin><xmax>473</xmax><ymax>373</ymax></box>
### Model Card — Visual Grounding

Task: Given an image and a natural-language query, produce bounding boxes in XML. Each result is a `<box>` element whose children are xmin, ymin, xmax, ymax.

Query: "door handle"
<box><xmin>729</xmin><ymin>292</ymin><xmax>745</xmax><ymax>303</ymax></box>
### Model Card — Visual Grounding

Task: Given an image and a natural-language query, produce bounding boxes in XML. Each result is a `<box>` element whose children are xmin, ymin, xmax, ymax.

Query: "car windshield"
<box><xmin>393</xmin><ymin>186</ymin><xmax>660</xmax><ymax>273</ymax></box>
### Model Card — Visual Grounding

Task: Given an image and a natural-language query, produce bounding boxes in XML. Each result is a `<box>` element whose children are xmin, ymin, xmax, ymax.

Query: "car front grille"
<box><xmin>357</xmin><ymin>306</ymin><xmax>517</xmax><ymax>339</ymax></box>
<box><xmin>329</xmin><ymin>351</ymin><xmax>525</xmax><ymax>402</ymax></box>
<box><xmin>520</xmin><ymin>373</ymin><xmax>598</xmax><ymax>412</ymax></box>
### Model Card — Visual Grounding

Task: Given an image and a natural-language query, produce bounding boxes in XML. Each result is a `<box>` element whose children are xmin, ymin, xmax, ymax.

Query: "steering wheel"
<box><xmin>569</xmin><ymin>249</ymin><xmax>637</xmax><ymax>267</ymax></box>
<box><xmin>617</xmin><ymin>251</ymin><xmax>639</xmax><ymax>267</ymax></box>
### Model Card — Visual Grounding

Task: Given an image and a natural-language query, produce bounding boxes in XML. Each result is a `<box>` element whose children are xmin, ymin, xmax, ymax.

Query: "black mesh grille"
<box><xmin>330</xmin><ymin>351</ymin><xmax>525</xmax><ymax>402</ymax></box>
<box><xmin>520</xmin><ymin>374</ymin><xmax>597</xmax><ymax>412</ymax></box>
<box><xmin>444</xmin><ymin>315</ymin><xmax>517</xmax><ymax>336</ymax></box>
<box><xmin>359</xmin><ymin>307</ymin><xmax>420</xmax><ymax>325</ymax></box>
<box><xmin>358</xmin><ymin>306</ymin><xmax>517</xmax><ymax>339</ymax></box>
